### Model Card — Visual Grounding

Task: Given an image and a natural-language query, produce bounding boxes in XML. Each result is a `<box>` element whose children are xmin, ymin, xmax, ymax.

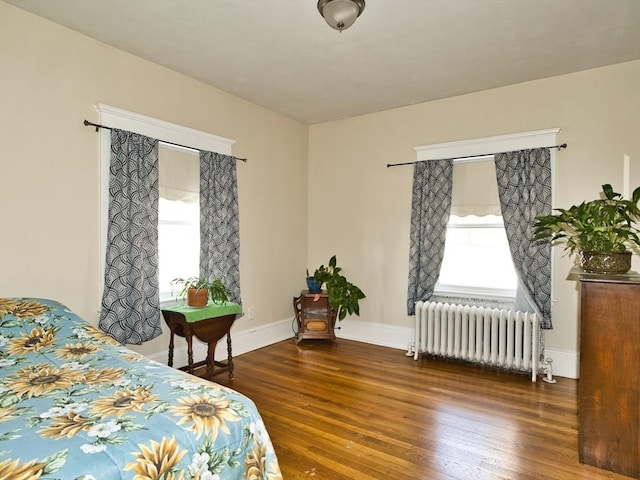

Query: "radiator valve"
<box><xmin>405</xmin><ymin>342</ymin><xmax>415</xmax><ymax>357</ymax></box>
<box><xmin>541</xmin><ymin>358</ymin><xmax>556</xmax><ymax>383</ymax></box>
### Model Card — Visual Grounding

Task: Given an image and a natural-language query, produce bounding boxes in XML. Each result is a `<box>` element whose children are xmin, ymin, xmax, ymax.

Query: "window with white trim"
<box><xmin>413</xmin><ymin>129</ymin><xmax>559</xmax><ymax>302</ymax></box>
<box><xmin>97</xmin><ymin>104</ymin><xmax>236</xmax><ymax>306</ymax></box>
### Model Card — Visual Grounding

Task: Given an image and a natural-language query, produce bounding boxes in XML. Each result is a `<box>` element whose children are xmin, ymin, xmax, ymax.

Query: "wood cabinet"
<box><xmin>578</xmin><ymin>271</ymin><xmax>639</xmax><ymax>478</ymax></box>
<box><xmin>293</xmin><ymin>291</ymin><xmax>337</xmax><ymax>343</ymax></box>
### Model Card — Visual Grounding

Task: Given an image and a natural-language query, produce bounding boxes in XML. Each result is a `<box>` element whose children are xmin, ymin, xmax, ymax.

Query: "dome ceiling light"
<box><xmin>317</xmin><ymin>0</ymin><xmax>366</xmax><ymax>32</ymax></box>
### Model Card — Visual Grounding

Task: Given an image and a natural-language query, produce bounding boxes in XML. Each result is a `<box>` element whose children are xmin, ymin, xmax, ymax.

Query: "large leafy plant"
<box><xmin>533</xmin><ymin>184</ymin><xmax>640</xmax><ymax>254</ymax></box>
<box><xmin>313</xmin><ymin>255</ymin><xmax>366</xmax><ymax>321</ymax></box>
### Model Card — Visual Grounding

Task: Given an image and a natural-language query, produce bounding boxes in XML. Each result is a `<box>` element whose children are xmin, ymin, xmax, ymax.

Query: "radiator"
<box><xmin>412</xmin><ymin>301</ymin><xmax>540</xmax><ymax>382</ymax></box>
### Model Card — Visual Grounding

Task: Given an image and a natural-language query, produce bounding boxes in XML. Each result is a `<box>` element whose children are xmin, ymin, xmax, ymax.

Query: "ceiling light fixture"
<box><xmin>317</xmin><ymin>0</ymin><xmax>365</xmax><ymax>32</ymax></box>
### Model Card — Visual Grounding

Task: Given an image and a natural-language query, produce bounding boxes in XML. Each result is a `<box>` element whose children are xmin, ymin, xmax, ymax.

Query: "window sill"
<box><xmin>435</xmin><ymin>285</ymin><xmax>515</xmax><ymax>299</ymax></box>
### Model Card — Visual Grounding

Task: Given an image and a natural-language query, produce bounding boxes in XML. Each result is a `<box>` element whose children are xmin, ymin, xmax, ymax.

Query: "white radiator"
<box><xmin>413</xmin><ymin>301</ymin><xmax>540</xmax><ymax>382</ymax></box>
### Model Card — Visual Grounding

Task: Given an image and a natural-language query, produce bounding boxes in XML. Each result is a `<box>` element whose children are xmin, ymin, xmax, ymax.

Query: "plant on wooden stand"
<box><xmin>533</xmin><ymin>184</ymin><xmax>640</xmax><ymax>274</ymax></box>
<box><xmin>312</xmin><ymin>255</ymin><xmax>366</xmax><ymax>321</ymax></box>
<box><xmin>170</xmin><ymin>276</ymin><xmax>229</xmax><ymax>307</ymax></box>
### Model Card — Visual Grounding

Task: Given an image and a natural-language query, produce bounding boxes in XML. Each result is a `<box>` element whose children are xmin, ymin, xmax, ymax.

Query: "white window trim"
<box><xmin>414</xmin><ymin>128</ymin><xmax>560</xmax><ymax>161</ymax></box>
<box><xmin>447</xmin><ymin>221</ymin><xmax>505</xmax><ymax>229</ymax></box>
<box><xmin>434</xmin><ymin>284</ymin><xmax>518</xmax><ymax>301</ymax></box>
<box><xmin>97</xmin><ymin>104</ymin><xmax>235</xmax><ymax>303</ymax></box>
<box><xmin>414</xmin><ymin>128</ymin><xmax>560</xmax><ymax>300</ymax></box>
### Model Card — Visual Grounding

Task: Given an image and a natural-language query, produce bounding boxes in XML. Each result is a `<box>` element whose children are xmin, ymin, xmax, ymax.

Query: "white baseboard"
<box><xmin>145</xmin><ymin>317</ymin><xmax>294</xmax><ymax>367</ymax></box>
<box><xmin>543</xmin><ymin>348</ymin><xmax>579</xmax><ymax>379</ymax></box>
<box><xmin>146</xmin><ymin>317</ymin><xmax>579</xmax><ymax>380</ymax></box>
<box><xmin>335</xmin><ymin>319</ymin><xmax>413</xmax><ymax>351</ymax></box>
<box><xmin>337</xmin><ymin>320</ymin><xmax>580</xmax><ymax>380</ymax></box>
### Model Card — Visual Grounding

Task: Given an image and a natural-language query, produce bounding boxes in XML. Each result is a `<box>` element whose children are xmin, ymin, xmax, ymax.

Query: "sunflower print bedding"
<box><xmin>0</xmin><ymin>298</ymin><xmax>282</xmax><ymax>480</ymax></box>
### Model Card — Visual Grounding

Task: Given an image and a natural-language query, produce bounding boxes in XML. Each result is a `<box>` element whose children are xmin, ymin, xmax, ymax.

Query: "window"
<box><xmin>158</xmin><ymin>145</ymin><xmax>200</xmax><ymax>301</ymax></box>
<box><xmin>413</xmin><ymin>128</ymin><xmax>559</xmax><ymax>305</ymax></box>
<box><xmin>434</xmin><ymin>158</ymin><xmax>518</xmax><ymax>299</ymax></box>
<box><xmin>437</xmin><ymin>214</ymin><xmax>518</xmax><ymax>297</ymax></box>
<box><xmin>98</xmin><ymin>104</ymin><xmax>236</xmax><ymax>303</ymax></box>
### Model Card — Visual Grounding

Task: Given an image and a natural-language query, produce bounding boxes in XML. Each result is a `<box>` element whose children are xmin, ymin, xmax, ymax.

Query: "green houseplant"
<box><xmin>311</xmin><ymin>255</ymin><xmax>366</xmax><ymax>321</ymax></box>
<box><xmin>170</xmin><ymin>276</ymin><xmax>229</xmax><ymax>307</ymax></box>
<box><xmin>533</xmin><ymin>184</ymin><xmax>640</xmax><ymax>274</ymax></box>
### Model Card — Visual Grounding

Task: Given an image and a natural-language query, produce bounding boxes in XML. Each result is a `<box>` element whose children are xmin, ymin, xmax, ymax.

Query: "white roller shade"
<box><xmin>450</xmin><ymin>159</ymin><xmax>501</xmax><ymax>217</ymax></box>
<box><xmin>159</xmin><ymin>145</ymin><xmax>199</xmax><ymax>203</ymax></box>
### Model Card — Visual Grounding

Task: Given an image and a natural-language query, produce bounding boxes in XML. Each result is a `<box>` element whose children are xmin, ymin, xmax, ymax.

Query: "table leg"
<box><xmin>226</xmin><ymin>333</ymin><xmax>234</xmax><ymax>380</ymax></box>
<box><xmin>168</xmin><ymin>330</ymin><xmax>175</xmax><ymax>367</ymax></box>
<box><xmin>206</xmin><ymin>343</ymin><xmax>213</xmax><ymax>375</ymax></box>
<box><xmin>186</xmin><ymin>333</ymin><xmax>194</xmax><ymax>374</ymax></box>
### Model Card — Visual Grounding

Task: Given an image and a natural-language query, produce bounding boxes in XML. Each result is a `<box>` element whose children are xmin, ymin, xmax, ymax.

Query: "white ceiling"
<box><xmin>7</xmin><ymin>0</ymin><xmax>640</xmax><ymax>124</ymax></box>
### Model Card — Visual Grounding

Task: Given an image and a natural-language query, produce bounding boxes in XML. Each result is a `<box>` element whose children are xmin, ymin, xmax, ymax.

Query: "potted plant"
<box><xmin>533</xmin><ymin>183</ymin><xmax>640</xmax><ymax>274</ymax></box>
<box><xmin>170</xmin><ymin>276</ymin><xmax>229</xmax><ymax>307</ymax></box>
<box><xmin>311</xmin><ymin>255</ymin><xmax>366</xmax><ymax>321</ymax></box>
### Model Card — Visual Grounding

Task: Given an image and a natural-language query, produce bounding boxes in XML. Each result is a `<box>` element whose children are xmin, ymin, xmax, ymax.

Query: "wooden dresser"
<box><xmin>578</xmin><ymin>271</ymin><xmax>639</xmax><ymax>478</ymax></box>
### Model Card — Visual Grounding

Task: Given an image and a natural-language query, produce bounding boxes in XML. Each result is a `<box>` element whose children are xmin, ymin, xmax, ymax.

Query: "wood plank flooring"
<box><xmin>213</xmin><ymin>338</ymin><xmax>632</xmax><ymax>480</ymax></box>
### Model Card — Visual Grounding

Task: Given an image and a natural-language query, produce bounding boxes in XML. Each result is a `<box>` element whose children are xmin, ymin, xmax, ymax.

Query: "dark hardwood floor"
<box><xmin>213</xmin><ymin>338</ymin><xmax>631</xmax><ymax>480</ymax></box>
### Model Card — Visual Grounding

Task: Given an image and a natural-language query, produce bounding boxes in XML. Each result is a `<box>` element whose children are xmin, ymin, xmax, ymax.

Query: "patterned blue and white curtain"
<box><xmin>99</xmin><ymin>129</ymin><xmax>162</xmax><ymax>344</ymax></box>
<box><xmin>494</xmin><ymin>148</ymin><xmax>553</xmax><ymax>329</ymax></box>
<box><xmin>406</xmin><ymin>159</ymin><xmax>454</xmax><ymax>315</ymax></box>
<box><xmin>200</xmin><ymin>151</ymin><xmax>242</xmax><ymax>305</ymax></box>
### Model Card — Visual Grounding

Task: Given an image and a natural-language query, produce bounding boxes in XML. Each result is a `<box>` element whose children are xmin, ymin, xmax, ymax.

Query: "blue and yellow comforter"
<box><xmin>0</xmin><ymin>298</ymin><xmax>282</xmax><ymax>480</ymax></box>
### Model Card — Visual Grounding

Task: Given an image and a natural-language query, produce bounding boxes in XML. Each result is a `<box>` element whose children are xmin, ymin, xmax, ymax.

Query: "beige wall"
<box><xmin>0</xmin><ymin>3</ymin><xmax>309</xmax><ymax>356</ymax></box>
<box><xmin>308</xmin><ymin>60</ymin><xmax>640</xmax><ymax>361</ymax></box>
<box><xmin>2</xmin><ymin>1</ymin><xmax>639</xmax><ymax>370</ymax></box>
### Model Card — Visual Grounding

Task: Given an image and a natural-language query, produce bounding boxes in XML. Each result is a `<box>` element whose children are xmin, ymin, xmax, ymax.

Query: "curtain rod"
<box><xmin>386</xmin><ymin>143</ymin><xmax>567</xmax><ymax>168</ymax></box>
<box><xmin>83</xmin><ymin>120</ymin><xmax>248</xmax><ymax>162</ymax></box>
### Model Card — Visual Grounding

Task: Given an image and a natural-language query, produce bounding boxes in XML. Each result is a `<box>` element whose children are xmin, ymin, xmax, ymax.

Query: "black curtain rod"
<box><xmin>386</xmin><ymin>143</ymin><xmax>567</xmax><ymax>168</ymax></box>
<box><xmin>84</xmin><ymin>120</ymin><xmax>248</xmax><ymax>162</ymax></box>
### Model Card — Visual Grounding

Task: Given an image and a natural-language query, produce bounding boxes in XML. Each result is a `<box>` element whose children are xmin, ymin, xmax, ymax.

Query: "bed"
<box><xmin>0</xmin><ymin>297</ymin><xmax>282</xmax><ymax>480</ymax></box>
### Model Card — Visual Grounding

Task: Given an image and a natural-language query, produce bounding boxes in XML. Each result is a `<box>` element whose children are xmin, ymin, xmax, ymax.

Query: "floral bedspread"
<box><xmin>0</xmin><ymin>298</ymin><xmax>282</xmax><ymax>480</ymax></box>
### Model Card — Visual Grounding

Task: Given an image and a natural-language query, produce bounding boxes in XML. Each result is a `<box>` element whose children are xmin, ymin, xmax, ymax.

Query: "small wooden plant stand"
<box><xmin>293</xmin><ymin>290</ymin><xmax>337</xmax><ymax>343</ymax></box>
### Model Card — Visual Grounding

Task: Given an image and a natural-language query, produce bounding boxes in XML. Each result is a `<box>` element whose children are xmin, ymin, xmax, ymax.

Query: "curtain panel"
<box><xmin>406</xmin><ymin>159</ymin><xmax>454</xmax><ymax>315</ymax></box>
<box><xmin>494</xmin><ymin>148</ymin><xmax>553</xmax><ymax>329</ymax></box>
<box><xmin>199</xmin><ymin>151</ymin><xmax>242</xmax><ymax>305</ymax></box>
<box><xmin>99</xmin><ymin>129</ymin><xmax>162</xmax><ymax>344</ymax></box>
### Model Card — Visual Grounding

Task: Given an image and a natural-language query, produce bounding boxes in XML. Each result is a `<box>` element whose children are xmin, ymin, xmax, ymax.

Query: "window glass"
<box><xmin>435</xmin><ymin>160</ymin><xmax>517</xmax><ymax>298</ymax></box>
<box><xmin>437</xmin><ymin>215</ymin><xmax>517</xmax><ymax>296</ymax></box>
<box><xmin>158</xmin><ymin>146</ymin><xmax>200</xmax><ymax>301</ymax></box>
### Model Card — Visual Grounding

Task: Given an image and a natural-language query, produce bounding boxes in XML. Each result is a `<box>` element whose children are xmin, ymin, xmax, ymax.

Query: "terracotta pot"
<box><xmin>186</xmin><ymin>288</ymin><xmax>209</xmax><ymax>307</ymax></box>
<box><xmin>579</xmin><ymin>250</ymin><xmax>632</xmax><ymax>274</ymax></box>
